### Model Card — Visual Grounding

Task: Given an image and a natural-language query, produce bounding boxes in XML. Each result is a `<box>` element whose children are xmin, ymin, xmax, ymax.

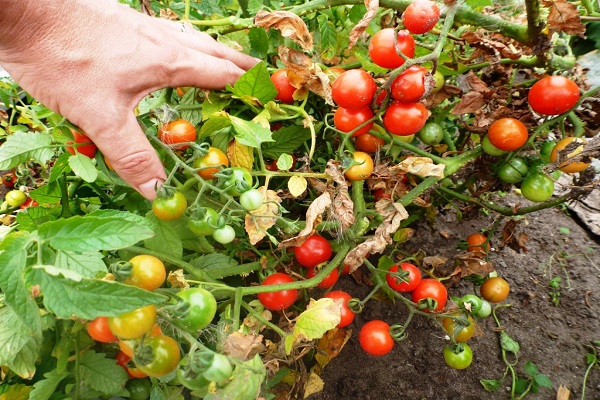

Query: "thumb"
<box><xmin>90</xmin><ymin>114</ymin><xmax>166</xmax><ymax>200</ymax></box>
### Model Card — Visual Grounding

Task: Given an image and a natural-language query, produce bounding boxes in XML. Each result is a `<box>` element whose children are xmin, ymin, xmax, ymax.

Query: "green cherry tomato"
<box><xmin>202</xmin><ymin>353</ymin><xmax>233</xmax><ymax>383</ymax></box>
<box><xmin>213</xmin><ymin>225</ymin><xmax>236</xmax><ymax>244</ymax></box>
<box><xmin>175</xmin><ymin>288</ymin><xmax>217</xmax><ymax>332</ymax></box>
<box><xmin>152</xmin><ymin>191</ymin><xmax>187</xmax><ymax>221</ymax></box>
<box><xmin>521</xmin><ymin>173</ymin><xmax>554</xmax><ymax>202</ymax></box>
<box><xmin>188</xmin><ymin>207</ymin><xmax>219</xmax><ymax>236</ymax></box>
<box><xmin>458</xmin><ymin>294</ymin><xmax>483</xmax><ymax>313</ymax></box>
<box><xmin>5</xmin><ymin>190</ymin><xmax>27</xmax><ymax>207</ymax></box>
<box><xmin>432</xmin><ymin>70</ymin><xmax>445</xmax><ymax>93</ymax></box>
<box><xmin>418</xmin><ymin>122</ymin><xmax>444</xmax><ymax>145</ymax></box>
<box><xmin>239</xmin><ymin>188</ymin><xmax>264</xmax><ymax>211</ymax></box>
<box><xmin>221</xmin><ymin>168</ymin><xmax>253</xmax><ymax>197</ymax></box>
<box><xmin>539</xmin><ymin>141</ymin><xmax>557</xmax><ymax>164</ymax></box>
<box><xmin>135</xmin><ymin>335</ymin><xmax>181</xmax><ymax>378</ymax></box>
<box><xmin>481</xmin><ymin>136</ymin><xmax>507</xmax><ymax>157</ymax></box>
<box><xmin>497</xmin><ymin>157</ymin><xmax>528</xmax><ymax>183</ymax></box>
<box><xmin>473</xmin><ymin>299</ymin><xmax>492</xmax><ymax>319</ymax></box>
<box><xmin>125</xmin><ymin>378</ymin><xmax>152</xmax><ymax>400</ymax></box>
<box><xmin>177</xmin><ymin>356</ymin><xmax>211</xmax><ymax>391</ymax></box>
<box><xmin>443</xmin><ymin>344</ymin><xmax>473</xmax><ymax>370</ymax></box>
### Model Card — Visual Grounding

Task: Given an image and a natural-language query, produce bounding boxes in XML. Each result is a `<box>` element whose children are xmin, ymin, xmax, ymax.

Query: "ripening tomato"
<box><xmin>332</xmin><ymin>69</ymin><xmax>377</xmax><ymax>109</ymax></box>
<box><xmin>87</xmin><ymin>317</ymin><xmax>118</xmax><ymax>343</ymax></box>
<box><xmin>411</xmin><ymin>279</ymin><xmax>447</xmax><ymax>312</ymax></box>
<box><xmin>194</xmin><ymin>147</ymin><xmax>229</xmax><ymax>180</ymax></box>
<box><xmin>402</xmin><ymin>0</ymin><xmax>441</xmax><ymax>34</ymax></box>
<box><xmin>487</xmin><ymin>118</ymin><xmax>528</xmax><ymax>151</ymax></box>
<box><xmin>257</xmin><ymin>272</ymin><xmax>298</xmax><ymax>310</ymax></box>
<box><xmin>108</xmin><ymin>305</ymin><xmax>157</xmax><ymax>340</ymax></box>
<box><xmin>1</xmin><ymin>171</ymin><xmax>17</xmax><ymax>188</ymax></box>
<box><xmin>359</xmin><ymin>320</ymin><xmax>394</xmax><ymax>356</ymax></box>
<box><xmin>528</xmin><ymin>76</ymin><xmax>580</xmax><ymax>115</ymax></box>
<box><xmin>159</xmin><ymin>119</ymin><xmax>197</xmax><ymax>150</ymax></box>
<box><xmin>355</xmin><ymin>133</ymin><xmax>386</xmax><ymax>153</ymax></box>
<box><xmin>369</xmin><ymin>29</ymin><xmax>416</xmax><ymax>69</ymax></box>
<box><xmin>550</xmin><ymin>137</ymin><xmax>590</xmax><ymax>173</ymax></box>
<box><xmin>307</xmin><ymin>266</ymin><xmax>339</xmax><ymax>289</ymax></box>
<box><xmin>152</xmin><ymin>191</ymin><xmax>187</xmax><ymax>221</ymax></box>
<box><xmin>124</xmin><ymin>255</ymin><xmax>166</xmax><ymax>291</ymax></box>
<box><xmin>466</xmin><ymin>233</ymin><xmax>490</xmax><ymax>253</ymax></box>
<box><xmin>116</xmin><ymin>350</ymin><xmax>148</xmax><ymax>379</ymax></box>
<box><xmin>294</xmin><ymin>235</ymin><xmax>332</xmax><ymax>267</ymax></box>
<box><xmin>66</xmin><ymin>129</ymin><xmax>97</xmax><ymax>158</ymax></box>
<box><xmin>442</xmin><ymin>312</ymin><xmax>475</xmax><ymax>343</ymax></box>
<box><xmin>324</xmin><ymin>291</ymin><xmax>355</xmax><ymax>328</ymax></box>
<box><xmin>345</xmin><ymin>151</ymin><xmax>374</xmax><ymax>181</ymax></box>
<box><xmin>480</xmin><ymin>277</ymin><xmax>510</xmax><ymax>303</ymax></box>
<box><xmin>19</xmin><ymin>197</ymin><xmax>39</xmax><ymax>210</ymax></box>
<box><xmin>386</xmin><ymin>263</ymin><xmax>422</xmax><ymax>292</ymax></box>
<box><xmin>271</xmin><ymin>69</ymin><xmax>296</xmax><ymax>104</ymax></box>
<box><xmin>383</xmin><ymin>102</ymin><xmax>429</xmax><ymax>136</ymax></box>
<box><xmin>334</xmin><ymin>107</ymin><xmax>374</xmax><ymax>137</ymax></box>
<box><xmin>135</xmin><ymin>335</ymin><xmax>181</xmax><ymax>377</ymax></box>
<box><xmin>391</xmin><ymin>66</ymin><xmax>428</xmax><ymax>103</ymax></box>
<box><xmin>175</xmin><ymin>288</ymin><xmax>217</xmax><ymax>331</ymax></box>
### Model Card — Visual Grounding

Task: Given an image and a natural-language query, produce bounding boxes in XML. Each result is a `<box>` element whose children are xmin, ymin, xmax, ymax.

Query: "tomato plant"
<box><xmin>323</xmin><ymin>291</ymin><xmax>355</xmax><ymax>328</ymax></box>
<box><xmin>116</xmin><ymin>350</ymin><xmax>148</xmax><ymax>379</ymax></box>
<box><xmin>383</xmin><ymin>102</ymin><xmax>429</xmax><ymax>136</ymax></box>
<box><xmin>411</xmin><ymin>279</ymin><xmax>447</xmax><ymax>312</ymax></box>
<box><xmin>354</xmin><ymin>132</ymin><xmax>385</xmax><ymax>153</ymax></box>
<box><xmin>125</xmin><ymin>378</ymin><xmax>152</xmax><ymax>400</ymax></box>
<box><xmin>194</xmin><ymin>146</ymin><xmax>229</xmax><ymax>180</ymax></box>
<box><xmin>344</xmin><ymin>151</ymin><xmax>374</xmax><ymax>181</ymax></box>
<box><xmin>480</xmin><ymin>277</ymin><xmax>510</xmax><ymax>303</ymax></box>
<box><xmin>386</xmin><ymin>263</ymin><xmax>422</xmax><ymax>293</ymax></box>
<box><xmin>124</xmin><ymin>255</ymin><xmax>166</xmax><ymax>291</ymax></box>
<box><xmin>294</xmin><ymin>235</ymin><xmax>332</xmax><ymax>268</ymax></box>
<box><xmin>359</xmin><ymin>320</ymin><xmax>394</xmax><ymax>356</ymax></box>
<box><xmin>87</xmin><ymin>316</ymin><xmax>118</xmax><ymax>343</ymax></box>
<box><xmin>473</xmin><ymin>299</ymin><xmax>492</xmax><ymax>319</ymax></box>
<box><xmin>108</xmin><ymin>305</ymin><xmax>157</xmax><ymax>340</ymax></box>
<box><xmin>201</xmin><ymin>353</ymin><xmax>233</xmax><ymax>383</ymax></box>
<box><xmin>334</xmin><ymin>106</ymin><xmax>374</xmax><ymax>136</ymax></box>
<box><xmin>174</xmin><ymin>288</ymin><xmax>217</xmax><ymax>331</ymax></box>
<box><xmin>152</xmin><ymin>190</ymin><xmax>187</xmax><ymax>221</ymax></box>
<box><xmin>66</xmin><ymin>129</ymin><xmax>97</xmax><ymax>158</ymax></box>
<box><xmin>481</xmin><ymin>135</ymin><xmax>507</xmax><ymax>156</ymax></box>
<box><xmin>332</xmin><ymin>69</ymin><xmax>377</xmax><ymax>109</ymax></box>
<box><xmin>443</xmin><ymin>344</ymin><xmax>473</xmax><ymax>370</ymax></box>
<box><xmin>487</xmin><ymin>118</ymin><xmax>528</xmax><ymax>151</ymax></box>
<box><xmin>550</xmin><ymin>137</ymin><xmax>590</xmax><ymax>173</ymax></box>
<box><xmin>373</xmin><ymin>188</ymin><xmax>392</xmax><ymax>202</ymax></box>
<box><xmin>177</xmin><ymin>356</ymin><xmax>211</xmax><ymax>391</ymax></box>
<box><xmin>521</xmin><ymin>173</ymin><xmax>554</xmax><ymax>202</ymax></box>
<box><xmin>271</xmin><ymin>69</ymin><xmax>296</xmax><ymax>104</ymax></box>
<box><xmin>402</xmin><ymin>0</ymin><xmax>441</xmax><ymax>34</ymax></box>
<box><xmin>390</xmin><ymin>66</ymin><xmax>428</xmax><ymax>103</ymax></box>
<box><xmin>306</xmin><ymin>266</ymin><xmax>339</xmax><ymax>288</ymax></box>
<box><xmin>257</xmin><ymin>272</ymin><xmax>298</xmax><ymax>311</ymax></box>
<box><xmin>159</xmin><ymin>119</ymin><xmax>197</xmax><ymax>150</ymax></box>
<box><xmin>368</xmin><ymin>28</ymin><xmax>416</xmax><ymax>69</ymax></box>
<box><xmin>458</xmin><ymin>294</ymin><xmax>483</xmax><ymax>313</ymax></box>
<box><xmin>135</xmin><ymin>334</ymin><xmax>181</xmax><ymax>377</ymax></box>
<box><xmin>528</xmin><ymin>76</ymin><xmax>580</xmax><ymax>115</ymax></box>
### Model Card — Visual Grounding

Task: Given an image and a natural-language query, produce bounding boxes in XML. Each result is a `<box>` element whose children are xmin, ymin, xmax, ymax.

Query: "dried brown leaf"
<box><xmin>279</xmin><ymin>192</ymin><xmax>332</xmax><ymax>248</ymax></box>
<box><xmin>315</xmin><ymin>328</ymin><xmax>352</xmax><ymax>368</ymax></box>
<box><xmin>167</xmin><ymin>269</ymin><xmax>189</xmax><ymax>289</ymax></box>
<box><xmin>278</xmin><ymin>47</ymin><xmax>334</xmax><ymax>105</ymax></box>
<box><xmin>501</xmin><ymin>219</ymin><xmax>528</xmax><ymax>252</ymax></box>
<box><xmin>455</xmin><ymin>253</ymin><xmax>495</xmax><ymax>277</ymax></box>
<box><xmin>254</xmin><ymin>11</ymin><xmax>314</xmax><ymax>50</ymax></box>
<box><xmin>244</xmin><ymin>188</ymin><xmax>282</xmax><ymax>245</ymax></box>
<box><xmin>452</xmin><ymin>91</ymin><xmax>487</xmax><ymax>115</ymax></box>
<box><xmin>325</xmin><ymin>161</ymin><xmax>355</xmax><ymax>230</ymax></box>
<box><xmin>461</xmin><ymin>30</ymin><xmax>522</xmax><ymax>60</ymax></box>
<box><xmin>422</xmin><ymin>256</ymin><xmax>449</xmax><ymax>275</ymax></box>
<box><xmin>348</xmin><ymin>0</ymin><xmax>379</xmax><ymax>49</ymax></box>
<box><xmin>223</xmin><ymin>332</ymin><xmax>265</xmax><ymax>361</ymax></box>
<box><xmin>390</xmin><ymin>157</ymin><xmax>445</xmax><ymax>179</ymax></box>
<box><xmin>556</xmin><ymin>384</ymin><xmax>571</xmax><ymax>400</ymax></box>
<box><xmin>542</xmin><ymin>0</ymin><xmax>586</xmax><ymax>38</ymax></box>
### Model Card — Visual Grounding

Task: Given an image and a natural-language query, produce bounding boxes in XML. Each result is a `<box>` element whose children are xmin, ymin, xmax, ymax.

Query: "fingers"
<box><xmin>90</xmin><ymin>114</ymin><xmax>166</xmax><ymax>200</ymax></box>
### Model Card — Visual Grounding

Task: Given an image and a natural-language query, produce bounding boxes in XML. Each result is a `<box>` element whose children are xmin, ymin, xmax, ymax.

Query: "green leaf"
<box><xmin>524</xmin><ymin>361</ymin><xmax>539</xmax><ymax>377</ymax></box>
<box><xmin>29</xmin><ymin>370</ymin><xmax>69</xmax><ymax>400</ymax></box>
<box><xmin>201</xmin><ymin>92</ymin><xmax>232</xmax><ymax>121</ymax></box>
<box><xmin>37</xmin><ymin>271</ymin><xmax>166</xmax><ymax>319</ymax></box>
<box><xmin>276</xmin><ymin>154</ymin><xmax>294</xmax><ymax>171</ymax></box>
<box><xmin>204</xmin><ymin>355</ymin><xmax>265</xmax><ymax>400</ymax></box>
<box><xmin>89</xmin><ymin>209</ymin><xmax>154</xmax><ymax>228</ymax></box>
<box><xmin>558</xmin><ymin>227</ymin><xmax>570</xmax><ymax>235</ymax></box>
<box><xmin>179</xmin><ymin>89</ymin><xmax>203</xmax><ymax>126</ymax></box>
<box><xmin>0</xmin><ymin>232</ymin><xmax>42</xmax><ymax>336</ymax></box>
<box><xmin>15</xmin><ymin>206</ymin><xmax>59</xmax><ymax>232</ymax></box>
<box><xmin>248</xmin><ymin>27</ymin><xmax>269</xmax><ymax>59</ymax></box>
<box><xmin>49</xmin><ymin>152</ymin><xmax>72</xmax><ymax>183</ymax></box>
<box><xmin>377</xmin><ymin>255</ymin><xmax>396</xmax><ymax>271</ymax></box>
<box><xmin>500</xmin><ymin>331</ymin><xmax>520</xmax><ymax>355</ymax></box>
<box><xmin>68</xmin><ymin>153</ymin><xmax>98</xmax><ymax>183</ymax></box>
<box><xmin>54</xmin><ymin>250</ymin><xmax>107</xmax><ymax>279</ymax></box>
<box><xmin>317</xmin><ymin>15</ymin><xmax>337</xmax><ymax>61</ymax></box>
<box><xmin>171</xmin><ymin>217</ymin><xmax>214</xmax><ymax>254</ymax></box>
<box><xmin>38</xmin><ymin>215</ymin><xmax>155</xmax><ymax>252</ymax></box>
<box><xmin>514</xmin><ymin>379</ymin><xmax>529</xmax><ymax>395</ymax></box>
<box><xmin>534</xmin><ymin>373</ymin><xmax>552</xmax><ymax>389</ymax></box>
<box><xmin>79</xmin><ymin>350</ymin><xmax>128</xmax><ymax>395</ymax></box>
<box><xmin>0</xmin><ymin>383</ymin><xmax>31</xmax><ymax>400</ymax></box>
<box><xmin>144</xmin><ymin>213</ymin><xmax>183</xmax><ymax>259</ymax></box>
<box><xmin>230</xmin><ymin>115</ymin><xmax>274</xmax><ymax>148</ymax></box>
<box><xmin>189</xmin><ymin>253</ymin><xmax>238</xmax><ymax>274</ymax></box>
<box><xmin>0</xmin><ymin>131</ymin><xmax>54</xmax><ymax>170</ymax></box>
<box><xmin>284</xmin><ymin>298</ymin><xmax>341</xmax><ymax>355</ymax></box>
<box><xmin>0</xmin><ymin>306</ymin><xmax>41</xmax><ymax>379</ymax></box>
<box><xmin>29</xmin><ymin>182</ymin><xmax>62</xmax><ymax>205</ymax></box>
<box><xmin>480</xmin><ymin>379</ymin><xmax>501</xmax><ymax>392</ymax></box>
<box><xmin>200</xmin><ymin>113</ymin><xmax>231</xmax><ymax>139</ymax></box>
<box><xmin>227</xmin><ymin>62</ymin><xmax>277</xmax><ymax>105</ymax></box>
<box><xmin>262</xmin><ymin>125</ymin><xmax>311</xmax><ymax>158</ymax></box>
<box><xmin>247</xmin><ymin>0</ymin><xmax>263</xmax><ymax>15</ymax></box>
<box><xmin>466</xmin><ymin>0</ymin><xmax>493</xmax><ymax>7</ymax></box>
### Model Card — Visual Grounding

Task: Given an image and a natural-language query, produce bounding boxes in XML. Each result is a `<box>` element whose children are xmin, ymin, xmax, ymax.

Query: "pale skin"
<box><xmin>0</xmin><ymin>0</ymin><xmax>258</xmax><ymax>199</ymax></box>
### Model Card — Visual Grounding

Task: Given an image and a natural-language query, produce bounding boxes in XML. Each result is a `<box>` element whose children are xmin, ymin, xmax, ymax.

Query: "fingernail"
<box><xmin>138</xmin><ymin>179</ymin><xmax>163</xmax><ymax>200</ymax></box>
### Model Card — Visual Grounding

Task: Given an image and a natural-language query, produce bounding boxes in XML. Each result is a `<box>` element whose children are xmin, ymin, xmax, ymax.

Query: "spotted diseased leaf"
<box><xmin>254</xmin><ymin>11</ymin><xmax>313</xmax><ymax>50</ymax></box>
<box><xmin>223</xmin><ymin>332</ymin><xmax>265</xmax><ymax>361</ymax></box>
<box><xmin>244</xmin><ymin>188</ymin><xmax>282</xmax><ymax>245</ymax></box>
<box><xmin>315</xmin><ymin>328</ymin><xmax>352</xmax><ymax>368</ymax></box>
<box><xmin>542</xmin><ymin>0</ymin><xmax>586</xmax><ymax>38</ymax></box>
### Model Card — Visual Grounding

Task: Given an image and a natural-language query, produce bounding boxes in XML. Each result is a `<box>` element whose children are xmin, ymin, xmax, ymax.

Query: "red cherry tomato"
<box><xmin>368</xmin><ymin>29</ymin><xmax>416</xmax><ymax>69</ymax></box>
<box><xmin>1</xmin><ymin>171</ymin><xmax>17</xmax><ymax>188</ymax></box>
<box><xmin>390</xmin><ymin>66</ymin><xmax>428</xmax><ymax>103</ymax></box>
<box><xmin>334</xmin><ymin>107</ymin><xmax>374</xmax><ymax>137</ymax></box>
<box><xmin>383</xmin><ymin>102</ymin><xmax>429</xmax><ymax>136</ymax></box>
<box><xmin>466</xmin><ymin>233</ymin><xmax>490</xmax><ymax>253</ymax></box>
<box><xmin>411</xmin><ymin>278</ymin><xmax>447</xmax><ymax>312</ymax></box>
<box><xmin>359</xmin><ymin>320</ymin><xmax>394</xmax><ymax>356</ymax></box>
<box><xmin>324</xmin><ymin>291</ymin><xmax>355</xmax><ymax>328</ymax></box>
<box><xmin>332</xmin><ymin>69</ymin><xmax>377</xmax><ymax>109</ymax></box>
<box><xmin>386</xmin><ymin>263</ymin><xmax>422</xmax><ymax>292</ymax></box>
<box><xmin>480</xmin><ymin>277</ymin><xmax>510</xmax><ymax>303</ymax></box>
<box><xmin>257</xmin><ymin>272</ymin><xmax>298</xmax><ymax>311</ymax></box>
<box><xmin>402</xmin><ymin>0</ymin><xmax>441</xmax><ymax>34</ymax></box>
<box><xmin>116</xmin><ymin>350</ymin><xmax>148</xmax><ymax>379</ymax></box>
<box><xmin>306</xmin><ymin>267</ymin><xmax>339</xmax><ymax>289</ymax></box>
<box><xmin>528</xmin><ymin>76</ymin><xmax>580</xmax><ymax>116</ymax></box>
<box><xmin>355</xmin><ymin>133</ymin><xmax>385</xmax><ymax>153</ymax></box>
<box><xmin>271</xmin><ymin>69</ymin><xmax>296</xmax><ymax>104</ymax></box>
<box><xmin>487</xmin><ymin>118</ymin><xmax>528</xmax><ymax>151</ymax></box>
<box><xmin>87</xmin><ymin>317</ymin><xmax>118</xmax><ymax>343</ymax></box>
<box><xmin>373</xmin><ymin>188</ymin><xmax>392</xmax><ymax>202</ymax></box>
<box><xmin>19</xmin><ymin>198</ymin><xmax>39</xmax><ymax>210</ymax></box>
<box><xmin>294</xmin><ymin>235</ymin><xmax>333</xmax><ymax>268</ymax></box>
<box><xmin>66</xmin><ymin>129</ymin><xmax>97</xmax><ymax>158</ymax></box>
<box><xmin>159</xmin><ymin>119</ymin><xmax>197</xmax><ymax>150</ymax></box>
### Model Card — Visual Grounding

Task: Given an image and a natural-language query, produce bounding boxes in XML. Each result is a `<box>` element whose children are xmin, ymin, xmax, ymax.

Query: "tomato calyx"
<box><xmin>415</xmin><ymin>296</ymin><xmax>440</xmax><ymax>312</ymax></box>
<box><xmin>347</xmin><ymin>297</ymin><xmax>364</xmax><ymax>314</ymax></box>
<box><xmin>110</xmin><ymin>260</ymin><xmax>133</xmax><ymax>280</ymax></box>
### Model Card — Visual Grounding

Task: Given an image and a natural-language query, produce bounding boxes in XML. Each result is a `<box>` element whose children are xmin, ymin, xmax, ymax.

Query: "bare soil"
<box><xmin>309</xmin><ymin>199</ymin><xmax>600</xmax><ymax>400</ymax></box>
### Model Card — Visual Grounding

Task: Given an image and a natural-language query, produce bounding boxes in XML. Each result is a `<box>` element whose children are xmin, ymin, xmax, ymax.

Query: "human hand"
<box><xmin>0</xmin><ymin>0</ymin><xmax>258</xmax><ymax>199</ymax></box>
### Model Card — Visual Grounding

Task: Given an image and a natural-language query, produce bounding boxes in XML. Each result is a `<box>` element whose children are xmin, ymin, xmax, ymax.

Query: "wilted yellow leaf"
<box><xmin>228</xmin><ymin>139</ymin><xmax>254</xmax><ymax>170</ymax></box>
<box><xmin>285</xmin><ymin>298</ymin><xmax>342</xmax><ymax>355</ymax></box>
<box><xmin>167</xmin><ymin>269</ymin><xmax>189</xmax><ymax>289</ymax></box>
<box><xmin>288</xmin><ymin>176</ymin><xmax>308</xmax><ymax>197</ymax></box>
<box><xmin>303</xmin><ymin>372</ymin><xmax>325</xmax><ymax>399</ymax></box>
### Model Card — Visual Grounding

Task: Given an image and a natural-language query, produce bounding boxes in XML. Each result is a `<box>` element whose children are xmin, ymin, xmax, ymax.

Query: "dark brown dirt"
<box><xmin>309</xmin><ymin>199</ymin><xmax>600</xmax><ymax>400</ymax></box>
